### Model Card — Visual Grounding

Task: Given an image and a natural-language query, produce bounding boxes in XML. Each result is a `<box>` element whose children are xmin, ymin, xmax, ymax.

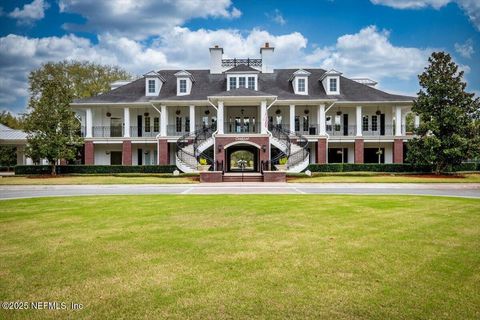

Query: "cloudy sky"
<box><xmin>0</xmin><ymin>0</ymin><xmax>479</xmax><ymax>114</ymax></box>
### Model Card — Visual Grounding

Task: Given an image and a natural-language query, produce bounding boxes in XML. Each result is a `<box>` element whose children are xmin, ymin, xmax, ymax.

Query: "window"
<box><xmin>298</xmin><ymin>78</ymin><xmax>305</xmax><ymax>92</ymax></box>
<box><xmin>148</xmin><ymin>80</ymin><xmax>155</xmax><ymax>93</ymax></box>
<box><xmin>334</xmin><ymin>115</ymin><xmax>341</xmax><ymax>131</ymax></box>
<box><xmin>185</xmin><ymin>116</ymin><xmax>190</xmax><ymax>132</ymax></box>
<box><xmin>326</xmin><ymin>116</ymin><xmax>332</xmax><ymax>132</ymax></box>
<box><xmin>179</xmin><ymin>79</ymin><xmax>187</xmax><ymax>93</ymax></box>
<box><xmin>303</xmin><ymin>115</ymin><xmax>309</xmax><ymax>132</ymax></box>
<box><xmin>372</xmin><ymin>115</ymin><xmax>378</xmax><ymax>131</ymax></box>
<box><xmin>176</xmin><ymin>117</ymin><xmax>182</xmax><ymax>132</ymax></box>
<box><xmin>239</xmin><ymin>77</ymin><xmax>246</xmax><ymax>88</ymax></box>
<box><xmin>145</xmin><ymin>117</ymin><xmax>151</xmax><ymax>132</ymax></box>
<box><xmin>229</xmin><ymin>77</ymin><xmax>236</xmax><ymax>90</ymax></box>
<box><xmin>153</xmin><ymin>117</ymin><xmax>159</xmax><ymax>132</ymax></box>
<box><xmin>329</xmin><ymin>78</ymin><xmax>337</xmax><ymax>92</ymax></box>
<box><xmin>248</xmin><ymin>77</ymin><xmax>255</xmax><ymax>89</ymax></box>
<box><xmin>362</xmin><ymin>115</ymin><xmax>369</xmax><ymax>131</ymax></box>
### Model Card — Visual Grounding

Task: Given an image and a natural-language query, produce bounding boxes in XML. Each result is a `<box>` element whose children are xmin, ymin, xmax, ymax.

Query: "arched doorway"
<box><xmin>226</xmin><ymin>144</ymin><xmax>259</xmax><ymax>172</ymax></box>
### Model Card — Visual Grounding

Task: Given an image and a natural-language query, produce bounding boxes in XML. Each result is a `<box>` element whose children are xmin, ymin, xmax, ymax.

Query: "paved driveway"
<box><xmin>1</xmin><ymin>183</ymin><xmax>479</xmax><ymax>199</ymax></box>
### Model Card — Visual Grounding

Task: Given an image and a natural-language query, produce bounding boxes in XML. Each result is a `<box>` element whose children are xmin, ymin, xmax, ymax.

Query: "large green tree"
<box><xmin>24</xmin><ymin>61</ymin><xmax>131</xmax><ymax>174</ymax></box>
<box><xmin>406</xmin><ymin>52</ymin><xmax>480</xmax><ymax>173</ymax></box>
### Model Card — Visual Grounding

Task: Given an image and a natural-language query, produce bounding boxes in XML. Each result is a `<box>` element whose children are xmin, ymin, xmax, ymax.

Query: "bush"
<box><xmin>15</xmin><ymin>165</ymin><xmax>178</xmax><ymax>175</ymax></box>
<box><xmin>451</xmin><ymin>162</ymin><xmax>477</xmax><ymax>172</ymax></box>
<box><xmin>306</xmin><ymin>163</ymin><xmax>433</xmax><ymax>173</ymax></box>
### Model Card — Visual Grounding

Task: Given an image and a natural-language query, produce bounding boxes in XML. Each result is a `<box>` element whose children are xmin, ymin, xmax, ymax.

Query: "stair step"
<box><xmin>222</xmin><ymin>175</ymin><xmax>264</xmax><ymax>182</ymax></box>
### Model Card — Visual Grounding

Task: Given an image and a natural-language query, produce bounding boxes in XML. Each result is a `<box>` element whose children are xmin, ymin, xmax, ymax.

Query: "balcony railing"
<box><xmin>130</xmin><ymin>126</ymin><xmax>159</xmax><ymax>138</ymax></box>
<box><xmin>224</xmin><ymin>122</ymin><xmax>261</xmax><ymax>134</ymax></box>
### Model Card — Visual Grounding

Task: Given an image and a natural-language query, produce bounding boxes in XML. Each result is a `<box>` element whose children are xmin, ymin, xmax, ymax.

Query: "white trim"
<box><xmin>223</xmin><ymin>140</ymin><xmax>262</xmax><ymax>149</ymax></box>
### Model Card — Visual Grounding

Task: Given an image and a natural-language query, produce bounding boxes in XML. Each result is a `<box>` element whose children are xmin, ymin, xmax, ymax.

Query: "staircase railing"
<box><xmin>286</xmin><ymin>130</ymin><xmax>309</xmax><ymax>169</ymax></box>
<box><xmin>269</xmin><ymin>125</ymin><xmax>291</xmax><ymax>165</ymax></box>
<box><xmin>176</xmin><ymin>126</ymin><xmax>214</xmax><ymax>171</ymax></box>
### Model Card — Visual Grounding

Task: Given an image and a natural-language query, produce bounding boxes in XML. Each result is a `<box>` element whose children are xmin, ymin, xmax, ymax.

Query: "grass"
<box><xmin>0</xmin><ymin>173</ymin><xmax>199</xmax><ymax>185</ymax></box>
<box><xmin>0</xmin><ymin>195</ymin><xmax>479</xmax><ymax>319</ymax></box>
<box><xmin>288</xmin><ymin>172</ymin><xmax>480</xmax><ymax>183</ymax></box>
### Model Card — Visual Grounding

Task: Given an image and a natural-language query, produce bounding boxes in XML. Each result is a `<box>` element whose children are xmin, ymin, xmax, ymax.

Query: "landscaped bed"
<box><xmin>1</xmin><ymin>195</ymin><xmax>479</xmax><ymax>319</ymax></box>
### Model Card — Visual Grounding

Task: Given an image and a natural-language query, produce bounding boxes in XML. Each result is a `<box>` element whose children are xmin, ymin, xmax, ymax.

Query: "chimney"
<box><xmin>260</xmin><ymin>42</ymin><xmax>274</xmax><ymax>73</ymax></box>
<box><xmin>209</xmin><ymin>45</ymin><xmax>223</xmax><ymax>74</ymax></box>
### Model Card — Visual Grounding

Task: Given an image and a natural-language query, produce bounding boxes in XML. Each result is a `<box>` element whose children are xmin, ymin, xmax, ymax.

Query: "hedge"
<box><xmin>15</xmin><ymin>165</ymin><xmax>178</xmax><ymax>175</ymax></box>
<box><xmin>0</xmin><ymin>166</ymin><xmax>15</xmax><ymax>172</ymax></box>
<box><xmin>305</xmin><ymin>163</ymin><xmax>479</xmax><ymax>173</ymax></box>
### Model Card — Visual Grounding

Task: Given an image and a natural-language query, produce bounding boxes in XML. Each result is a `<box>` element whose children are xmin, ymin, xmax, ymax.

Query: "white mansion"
<box><xmin>72</xmin><ymin>43</ymin><xmax>417</xmax><ymax>175</ymax></box>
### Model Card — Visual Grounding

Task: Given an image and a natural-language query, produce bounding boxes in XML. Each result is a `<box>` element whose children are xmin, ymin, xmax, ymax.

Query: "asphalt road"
<box><xmin>1</xmin><ymin>183</ymin><xmax>479</xmax><ymax>200</ymax></box>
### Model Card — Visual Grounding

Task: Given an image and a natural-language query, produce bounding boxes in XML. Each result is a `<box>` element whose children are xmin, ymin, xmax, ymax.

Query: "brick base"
<box><xmin>354</xmin><ymin>139</ymin><xmax>364</xmax><ymax>163</ymax></box>
<box><xmin>158</xmin><ymin>139</ymin><xmax>169</xmax><ymax>165</ymax></box>
<box><xmin>263</xmin><ymin>171</ymin><xmax>286</xmax><ymax>182</ymax></box>
<box><xmin>316</xmin><ymin>138</ymin><xmax>327</xmax><ymax>164</ymax></box>
<box><xmin>393</xmin><ymin>139</ymin><xmax>404</xmax><ymax>164</ymax></box>
<box><xmin>200</xmin><ymin>171</ymin><xmax>223</xmax><ymax>183</ymax></box>
<box><xmin>122</xmin><ymin>141</ymin><xmax>132</xmax><ymax>165</ymax></box>
<box><xmin>85</xmin><ymin>141</ymin><xmax>94</xmax><ymax>165</ymax></box>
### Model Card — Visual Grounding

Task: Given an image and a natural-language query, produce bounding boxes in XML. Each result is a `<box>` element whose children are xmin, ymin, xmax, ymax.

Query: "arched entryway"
<box><xmin>225</xmin><ymin>144</ymin><xmax>259</xmax><ymax>172</ymax></box>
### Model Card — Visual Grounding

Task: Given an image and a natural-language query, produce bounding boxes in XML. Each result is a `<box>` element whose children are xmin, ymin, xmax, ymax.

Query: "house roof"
<box><xmin>73</xmin><ymin>68</ymin><xmax>415</xmax><ymax>104</ymax></box>
<box><xmin>224</xmin><ymin>64</ymin><xmax>260</xmax><ymax>73</ymax></box>
<box><xmin>0</xmin><ymin>124</ymin><xmax>27</xmax><ymax>141</ymax></box>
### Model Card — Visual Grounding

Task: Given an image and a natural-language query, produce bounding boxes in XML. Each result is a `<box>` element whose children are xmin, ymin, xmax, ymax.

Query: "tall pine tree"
<box><xmin>407</xmin><ymin>52</ymin><xmax>480</xmax><ymax>173</ymax></box>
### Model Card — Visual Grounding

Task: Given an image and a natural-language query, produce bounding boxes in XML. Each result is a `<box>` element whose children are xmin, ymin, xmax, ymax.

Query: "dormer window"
<box><xmin>329</xmin><ymin>78</ymin><xmax>337</xmax><ymax>92</ymax></box>
<box><xmin>290</xmin><ymin>69</ymin><xmax>311</xmax><ymax>95</ymax></box>
<box><xmin>174</xmin><ymin>70</ymin><xmax>194</xmax><ymax>96</ymax></box>
<box><xmin>239</xmin><ymin>77</ymin><xmax>246</xmax><ymax>88</ymax></box>
<box><xmin>248</xmin><ymin>77</ymin><xmax>255</xmax><ymax>89</ymax></box>
<box><xmin>298</xmin><ymin>78</ymin><xmax>306</xmax><ymax>92</ymax></box>
<box><xmin>321</xmin><ymin>69</ymin><xmax>342</xmax><ymax>95</ymax></box>
<box><xmin>179</xmin><ymin>79</ymin><xmax>187</xmax><ymax>93</ymax></box>
<box><xmin>148</xmin><ymin>80</ymin><xmax>156</xmax><ymax>93</ymax></box>
<box><xmin>224</xmin><ymin>64</ymin><xmax>259</xmax><ymax>91</ymax></box>
<box><xmin>229</xmin><ymin>77</ymin><xmax>237</xmax><ymax>89</ymax></box>
<box><xmin>143</xmin><ymin>71</ymin><xmax>165</xmax><ymax>97</ymax></box>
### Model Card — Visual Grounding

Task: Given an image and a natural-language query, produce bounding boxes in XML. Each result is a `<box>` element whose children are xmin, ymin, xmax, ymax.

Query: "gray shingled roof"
<box><xmin>224</xmin><ymin>64</ymin><xmax>260</xmax><ymax>73</ymax></box>
<box><xmin>0</xmin><ymin>124</ymin><xmax>27</xmax><ymax>141</ymax></box>
<box><xmin>73</xmin><ymin>68</ymin><xmax>414</xmax><ymax>104</ymax></box>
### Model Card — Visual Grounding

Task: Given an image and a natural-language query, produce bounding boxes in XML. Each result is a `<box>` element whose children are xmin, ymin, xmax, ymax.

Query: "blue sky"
<box><xmin>0</xmin><ymin>0</ymin><xmax>479</xmax><ymax>114</ymax></box>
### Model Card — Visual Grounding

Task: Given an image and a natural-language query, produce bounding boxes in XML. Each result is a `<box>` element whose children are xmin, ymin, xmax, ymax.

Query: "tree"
<box><xmin>406</xmin><ymin>52</ymin><xmax>480</xmax><ymax>173</ymax></box>
<box><xmin>24</xmin><ymin>61</ymin><xmax>131</xmax><ymax>175</ymax></box>
<box><xmin>0</xmin><ymin>111</ymin><xmax>24</xmax><ymax>129</ymax></box>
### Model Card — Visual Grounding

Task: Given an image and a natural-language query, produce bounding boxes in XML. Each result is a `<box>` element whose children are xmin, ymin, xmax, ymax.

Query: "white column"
<box><xmin>395</xmin><ymin>106</ymin><xmax>402</xmax><ymax>136</ymax></box>
<box><xmin>402</xmin><ymin>113</ymin><xmax>407</xmax><ymax>135</ymax></box>
<box><xmin>289</xmin><ymin>104</ymin><xmax>295</xmax><ymax>132</ymax></box>
<box><xmin>160</xmin><ymin>105</ymin><xmax>167</xmax><ymax>136</ymax></box>
<box><xmin>123</xmin><ymin>107</ymin><xmax>130</xmax><ymax>137</ymax></box>
<box><xmin>414</xmin><ymin>114</ymin><xmax>420</xmax><ymax>128</ymax></box>
<box><xmin>260</xmin><ymin>100</ymin><xmax>268</xmax><ymax>134</ymax></box>
<box><xmin>86</xmin><ymin>108</ymin><xmax>93</xmax><ymax>138</ymax></box>
<box><xmin>189</xmin><ymin>105</ymin><xmax>195</xmax><ymax>133</ymax></box>
<box><xmin>318</xmin><ymin>104</ymin><xmax>326</xmax><ymax>135</ymax></box>
<box><xmin>217</xmin><ymin>101</ymin><xmax>224</xmax><ymax>134</ymax></box>
<box><xmin>356</xmin><ymin>105</ymin><xmax>362</xmax><ymax>137</ymax></box>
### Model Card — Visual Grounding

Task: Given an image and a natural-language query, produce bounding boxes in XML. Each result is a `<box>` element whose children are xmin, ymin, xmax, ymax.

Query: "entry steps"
<box><xmin>222</xmin><ymin>172</ymin><xmax>263</xmax><ymax>183</ymax></box>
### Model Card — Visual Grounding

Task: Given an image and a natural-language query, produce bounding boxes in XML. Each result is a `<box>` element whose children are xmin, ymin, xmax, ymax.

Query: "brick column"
<box><xmin>85</xmin><ymin>141</ymin><xmax>94</xmax><ymax>165</ymax></box>
<box><xmin>316</xmin><ymin>138</ymin><xmax>327</xmax><ymax>163</ymax></box>
<box><xmin>354</xmin><ymin>139</ymin><xmax>364</xmax><ymax>163</ymax></box>
<box><xmin>122</xmin><ymin>140</ymin><xmax>132</xmax><ymax>165</ymax></box>
<box><xmin>158</xmin><ymin>139</ymin><xmax>169</xmax><ymax>165</ymax></box>
<box><xmin>393</xmin><ymin>139</ymin><xmax>404</xmax><ymax>163</ymax></box>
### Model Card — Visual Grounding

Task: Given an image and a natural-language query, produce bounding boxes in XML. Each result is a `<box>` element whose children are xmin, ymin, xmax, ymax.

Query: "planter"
<box><xmin>197</xmin><ymin>165</ymin><xmax>211</xmax><ymax>172</ymax></box>
<box><xmin>275</xmin><ymin>164</ymin><xmax>287</xmax><ymax>171</ymax></box>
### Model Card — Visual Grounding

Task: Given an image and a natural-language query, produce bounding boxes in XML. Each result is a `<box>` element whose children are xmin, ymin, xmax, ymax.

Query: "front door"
<box><xmin>110</xmin><ymin>118</ymin><xmax>123</xmax><ymax>137</ymax></box>
<box><xmin>110</xmin><ymin>151</ymin><xmax>122</xmax><ymax>165</ymax></box>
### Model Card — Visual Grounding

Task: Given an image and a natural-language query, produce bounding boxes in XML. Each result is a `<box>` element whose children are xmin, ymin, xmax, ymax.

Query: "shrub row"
<box><xmin>305</xmin><ymin>163</ymin><xmax>479</xmax><ymax>173</ymax></box>
<box><xmin>15</xmin><ymin>165</ymin><xmax>178</xmax><ymax>175</ymax></box>
<box><xmin>0</xmin><ymin>166</ymin><xmax>15</xmax><ymax>172</ymax></box>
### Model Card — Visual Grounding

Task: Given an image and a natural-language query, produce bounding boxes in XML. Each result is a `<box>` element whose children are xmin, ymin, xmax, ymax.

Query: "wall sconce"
<box><xmin>262</xmin><ymin>145</ymin><xmax>267</xmax><ymax>153</ymax></box>
<box><xmin>175</xmin><ymin>110</ymin><xmax>181</xmax><ymax>115</ymax></box>
<box><xmin>106</xmin><ymin>112</ymin><xmax>111</xmax><ymax>117</ymax></box>
<box><xmin>217</xmin><ymin>144</ymin><xmax>223</xmax><ymax>153</ymax></box>
<box><xmin>275</xmin><ymin>109</ymin><xmax>281</xmax><ymax>115</ymax></box>
<box><xmin>105</xmin><ymin>151</ymin><xmax>110</xmax><ymax>155</ymax></box>
<box><xmin>144</xmin><ymin>112</ymin><xmax>149</xmax><ymax>117</ymax></box>
<box><xmin>144</xmin><ymin>150</ymin><xmax>149</xmax><ymax>155</ymax></box>
<box><xmin>304</xmin><ymin>109</ymin><xmax>309</xmax><ymax>115</ymax></box>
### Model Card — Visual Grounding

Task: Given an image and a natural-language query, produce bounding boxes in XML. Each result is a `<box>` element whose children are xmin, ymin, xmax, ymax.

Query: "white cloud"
<box><xmin>455</xmin><ymin>39</ymin><xmax>474</xmax><ymax>58</ymax></box>
<box><xmin>58</xmin><ymin>0</ymin><xmax>242</xmax><ymax>40</ymax></box>
<box><xmin>370</xmin><ymin>0</ymin><xmax>480</xmax><ymax>31</ymax></box>
<box><xmin>8</xmin><ymin>0</ymin><xmax>49</xmax><ymax>24</ymax></box>
<box><xmin>266</xmin><ymin>9</ymin><xmax>286</xmax><ymax>25</ymax></box>
<box><xmin>305</xmin><ymin>26</ymin><xmax>433</xmax><ymax>80</ymax></box>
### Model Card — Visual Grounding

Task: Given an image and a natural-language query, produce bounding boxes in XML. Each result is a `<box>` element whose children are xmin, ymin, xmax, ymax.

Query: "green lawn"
<box><xmin>1</xmin><ymin>195</ymin><xmax>479</xmax><ymax>319</ymax></box>
<box><xmin>0</xmin><ymin>174</ymin><xmax>198</xmax><ymax>185</ymax></box>
<box><xmin>288</xmin><ymin>172</ymin><xmax>480</xmax><ymax>183</ymax></box>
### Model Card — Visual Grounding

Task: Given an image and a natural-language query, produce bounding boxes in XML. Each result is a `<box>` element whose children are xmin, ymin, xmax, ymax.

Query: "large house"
<box><xmin>71</xmin><ymin>43</ymin><xmax>417</xmax><ymax>175</ymax></box>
